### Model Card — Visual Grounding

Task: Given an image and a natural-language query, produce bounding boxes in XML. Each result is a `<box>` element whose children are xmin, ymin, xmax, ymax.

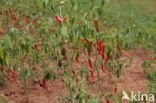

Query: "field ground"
<box><xmin>0</xmin><ymin>0</ymin><xmax>156</xmax><ymax>103</ymax></box>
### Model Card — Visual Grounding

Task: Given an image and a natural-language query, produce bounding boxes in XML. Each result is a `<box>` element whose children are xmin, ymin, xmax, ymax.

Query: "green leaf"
<box><xmin>19</xmin><ymin>69</ymin><xmax>34</xmax><ymax>80</ymax></box>
<box><xmin>36</xmin><ymin>0</ymin><xmax>42</xmax><ymax>6</ymax></box>
<box><xmin>5</xmin><ymin>55</ymin><xmax>11</xmax><ymax>66</ymax></box>
<box><xmin>0</xmin><ymin>96</ymin><xmax>7</xmax><ymax>103</ymax></box>
<box><xmin>61</xmin><ymin>26</ymin><xmax>68</xmax><ymax>37</ymax></box>
<box><xmin>0</xmin><ymin>48</ymin><xmax>4</xmax><ymax>58</ymax></box>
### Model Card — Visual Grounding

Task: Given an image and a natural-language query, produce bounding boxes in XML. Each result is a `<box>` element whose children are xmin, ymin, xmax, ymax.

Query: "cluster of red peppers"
<box><xmin>78</xmin><ymin>39</ymin><xmax>112</xmax><ymax>82</ymax></box>
<box><xmin>7</xmin><ymin>70</ymin><xmax>18</xmax><ymax>82</ymax></box>
<box><xmin>6</xmin><ymin>7</ymin><xmax>38</xmax><ymax>24</ymax></box>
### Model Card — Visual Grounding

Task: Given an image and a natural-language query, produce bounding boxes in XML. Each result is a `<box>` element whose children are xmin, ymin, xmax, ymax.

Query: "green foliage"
<box><xmin>145</xmin><ymin>70</ymin><xmax>156</xmax><ymax>94</ymax></box>
<box><xmin>0</xmin><ymin>0</ymin><xmax>156</xmax><ymax>102</ymax></box>
<box><xmin>142</xmin><ymin>60</ymin><xmax>152</xmax><ymax>68</ymax></box>
<box><xmin>0</xmin><ymin>96</ymin><xmax>7</xmax><ymax>103</ymax></box>
<box><xmin>19</xmin><ymin>68</ymin><xmax>34</xmax><ymax>80</ymax></box>
<box><xmin>0</xmin><ymin>72</ymin><xmax>7</xmax><ymax>87</ymax></box>
<box><xmin>145</xmin><ymin>70</ymin><xmax>156</xmax><ymax>82</ymax></box>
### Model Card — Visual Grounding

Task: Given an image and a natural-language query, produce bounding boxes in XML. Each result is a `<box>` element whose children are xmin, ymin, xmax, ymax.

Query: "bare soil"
<box><xmin>0</xmin><ymin>49</ymin><xmax>150</xmax><ymax>103</ymax></box>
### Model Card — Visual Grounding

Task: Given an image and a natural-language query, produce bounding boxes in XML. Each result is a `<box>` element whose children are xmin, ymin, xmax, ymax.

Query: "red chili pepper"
<box><xmin>0</xmin><ymin>64</ymin><xmax>3</xmax><ymax>71</ymax></box>
<box><xmin>149</xmin><ymin>57</ymin><xmax>156</xmax><ymax>60</ymax></box>
<box><xmin>0</xmin><ymin>32</ymin><xmax>5</xmax><ymax>36</ymax></box>
<box><xmin>114</xmin><ymin>87</ymin><xmax>117</xmax><ymax>93</ymax></box>
<box><xmin>48</xmin><ymin>28</ymin><xmax>55</xmax><ymax>32</ymax></box>
<box><xmin>101</xmin><ymin>64</ymin><xmax>105</xmax><ymax>71</ymax></box>
<box><xmin>104</xmin><ymin>53</ymin><xmax>111</xmax><ymax>62</ymax></box>
<box><xmin>117</xmin><ymin>45</ymin><xmax>122</xmax><ymax>52</ymax></box>
<box><xmin>0</xmin><ymin>7</ymin><xmax>2</xmax><ymax>11</ymax></box>
<box><xmin>101</xmin><ymin>64</ymin><xmax>104</xmax><ymax>69</ymax></box>
<box><xmin>83</xmin><ymin>49</ymin><xmax>88</xmax><ymax>55</ymax></box>
<box><xmin>31</xmin><ymin>18</ymin><xmax>37</xmax><ymax>24</ymax></box>
<box><xmin>90</xmin><ymin>70</ymin><xmax>94</xmax><ymax>81</ymax></box>
<box><xmin>95</xmin><ymin>40</ymin><xmax>106</xmax><ymax>60</ymax></box>
<box><xmin>101</xmin><ymin>53</ymin><xmax>105</xmax><ymax>60</ymax></box>
<box><xmin>54</xmin><ymin>16</ymin><xmax>67</xmax><ymax>22</ymax></box>
<box><xmin>33</xmin><ymin>44</ymin><xmax>39</xmax><ymax>50</ymax></box>
<box><xmin>12</xmin><ymin>16</ymin><xmax>19</xmax><ymax>22</ymax></box>
<box><xmin>96</xmin><ymin>40</ymin><xmax>103</xmax><ymax>46</ymax></box>
<box><xmin>61</xmin><ymin>48</ymin><xmax>67</xmax><ymax>59</ymax></box>
<box><xmin>103</xmin><ymin>69</ymin><xmax>110</xmax><ymax>74</ymax></box>
<box><xmin>75</xmin><ymin>53</ymin><xmax>81</xmax><ymax>63</ymax></box>
<box><xmin>32</xmin><ymin>65</ymin><xmax>40</xmax><ymax>70</ymax></box>
<box><xmin>72</xmin><ymin>71</ymin><xmax>76</xmax><ymax>76</ymax></box>
<box><xmin>88</xmin><ymin>58</ymin><xmax>93</xmax><ymax>69</ymax></box>
<box><xmin>7</xmin><ymin>7</ymin><xmax>14</xmax><ymax>16</ymax></box>
<box><xmin>8</xmin><ymin>70</ymin><xmax>18</xmax><ymax>82</ymax></box>
<box><xmin>15</xmin><ymin>23</ymin><xmax>21</xmax><ymax>28</ymax></box>
<box><xmin>76</xmin><ymin>58</ymin><xmax>81</xmax><ymax>63</ymax></box>
<box><xmin>24</xmin><ymin>16</ymin><xmax>30</xmax><ymax>23</ymax></box>
<box><xmin>40</xmin><ymin>79</ymin><xmax>48</xmax><ymax>90</ymax></box>
<box><xmin>153</xmin><ymin>57</ymin><xmax>156</xmax><ymax>60</ymax></box>
<box><xmin>93</xmin><ymin>20</ymin><xmax>99</xmax><ymax>32</ymax></box>
<box><xmin>100</xmin><ymin>45</ymin><xmax>106</xmax><ymax>57</ymax></box>
<box><xmin>81</xmin><ymin>38</ymin><xmax>89</xmax><ymax>42</ymax></box>
<box><xmin>105</xmin><ymin>99</ymin><xmax>111</xmax><ymax>103</ymax></box>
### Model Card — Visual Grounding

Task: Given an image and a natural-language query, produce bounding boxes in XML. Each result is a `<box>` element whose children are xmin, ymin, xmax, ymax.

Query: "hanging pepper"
<box><xmin>88</xmin><ymin>58</ymin><xmax>93</xmax><ymax>69</ymax></box>
<box><xmin>40</xmin><ymin>79</ymin><xmax>48</xmax><ymax>90</ymax></box>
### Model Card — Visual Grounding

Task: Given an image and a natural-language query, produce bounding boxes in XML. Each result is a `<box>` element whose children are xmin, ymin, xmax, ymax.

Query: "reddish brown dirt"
<box><xmin>0</xmin><ymin>80</ymin><xmax>68</xmax><ymax>103</ymax></box>
<box><xmin>90</xmin><ymin>49</ymin><xmax>149</xmax><ymax>94</ymax></box>
<box><xmin>119</xmin><ymin>49</ymin><xmax>149</xmax><ymax>92</ymax></box>
<box><xmin>0</xmin><ymin>49</ymin><xmax>150</xmax><ymax>103</ymax></box>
